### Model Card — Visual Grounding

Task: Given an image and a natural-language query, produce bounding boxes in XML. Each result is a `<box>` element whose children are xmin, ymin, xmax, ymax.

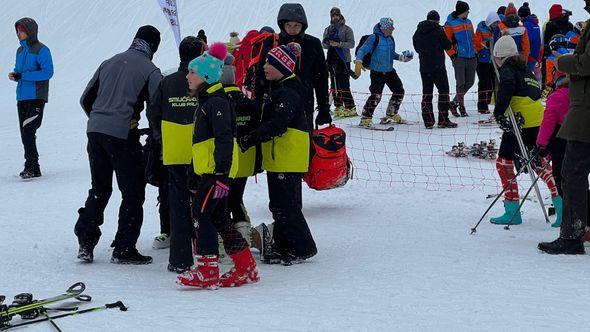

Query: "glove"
<box><xmin>353</xmin><ymin>60</ymin><xmax>365</xmax><ymax>78</ymax></box>
<box><xmin>495</xmin><ymin>115</ymin><xmax>512</xmax><ymax>132</ymax></box>
<box><xmin>9</xmin><ymin>72</ymin><xmax>21</xmax><ymax>81</ymax></box>
<box><xmin>315</xmin><ymin>107</ymin><xmax>332</xmax><ymax>126</ymax></box>
<box><xmin>329</xmin><ymin>40</ymin><xmax>340</xmax><ymax>47</ymax></box>
<box><xmin>399</xmin><ymin>50</ymin><xmax>414</xmax><ymax>62</ymax></box>
<box><xmin>238</xmin><ymin>133</ymin><xmax>257</xmax><ymax>152</ymax></box>
<box><xmin>536</xmin><ymin>144</ymin><xmax>549</xmax><ymax>158</ymax></box>
<box><xmin>211</xmin><ymin>174</ymin><xmax>230</xmax><ymax>199</ymax></box>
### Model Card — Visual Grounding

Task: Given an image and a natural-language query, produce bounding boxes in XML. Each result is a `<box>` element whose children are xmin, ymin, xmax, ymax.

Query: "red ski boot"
<box><xmin>176</xmin><ymin>255</ymin><xmax>220</xmax><ymax>289</ymax></box>
<box><xmin>220</xmin><ymin>248</ymin><xmax>260</xmax><ymax>288</ymax></box>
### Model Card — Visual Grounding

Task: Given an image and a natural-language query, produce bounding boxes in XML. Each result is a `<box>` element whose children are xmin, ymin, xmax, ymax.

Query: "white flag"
<box><xmin>157</xmin><ymin>0</ymin><xmax>181</xmax><ymax>47</ymax></box>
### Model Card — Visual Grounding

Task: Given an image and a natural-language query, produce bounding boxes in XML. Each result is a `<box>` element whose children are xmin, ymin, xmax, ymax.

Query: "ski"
<box><xmin>474</xmin><ymin>119</ymin><xmax>495</xmax><ymax>127</ymax></box>
<box><xmin>0</xmin><ymin>282</ymin><xmax>85</xmax><ymax>325</ymax></box>
<box><xmin>353</xmin><ymin>125</ymin><xmax>394</xmax><ymax>131</ymax></box>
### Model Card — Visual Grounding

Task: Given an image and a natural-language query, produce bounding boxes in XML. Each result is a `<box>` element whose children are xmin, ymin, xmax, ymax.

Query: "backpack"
<box><xmin>355</xmin><ymin>33</ymin><xmax>380</xmax><ymax>68</ymax></box>
<box><xmin>234</xmin><ymin>31</ymin><xmax>279</xmax><ymax>96</ymax></box>
<box><xmin>304</xmin><ymin>125</ymin><xmax>352</xmax><ymax>191</ymax></box>
<box><xmin>233</xmin><ymin>30</ymin><xmax>260</xmax><ymax>89</ymax></box>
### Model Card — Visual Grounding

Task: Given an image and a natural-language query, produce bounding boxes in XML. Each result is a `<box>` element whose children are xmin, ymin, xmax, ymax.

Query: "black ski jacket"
<box><xmin>413</xmin><ymin>20</ymin><xmax>452</xmax><ymax>73</ymax></box>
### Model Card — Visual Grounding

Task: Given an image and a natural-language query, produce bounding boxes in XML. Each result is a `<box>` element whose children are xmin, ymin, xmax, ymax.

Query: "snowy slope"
<box><xmin>1</xmin><ymin>1</ymin><xmax>589</xmax><ymax>331</ymax></box>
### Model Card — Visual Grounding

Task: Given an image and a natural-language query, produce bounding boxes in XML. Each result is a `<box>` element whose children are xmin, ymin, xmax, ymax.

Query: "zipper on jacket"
<box><xmin>18</xmin><ymin>47</ymin><xmax>29</xmax><ymax>99</ymax></box>
<box><xmin>271</xmin><ymin>138</ymin><xmax>276</xmax><ymax>160</ymax></box>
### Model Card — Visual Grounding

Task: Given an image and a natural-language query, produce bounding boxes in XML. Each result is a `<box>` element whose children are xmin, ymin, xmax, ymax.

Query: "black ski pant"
<box><xmin>329</xmin><ymin>61</ymin><xmax>355</xmax><ymax>109</ymax></box>
<box><xmin>560</xmin><ymin>140</ymin><xmax>590</xmax><ymax>240</ymax></box>
<box><xmin>167</xmin><ymin>165</ymin><xmax>194</xmax><ymax>268</ymax></box>
<box><xmin>420</xmin><ymin>68</ymin><xmax>451</xmax><ymax>127</ymax></box>
<box><xmin>75</xmin><ymin>131</ymin><xmax>145</xmax><ymax>250</ymax></box>
<box><xmin>267</xmin><ymin>172</ymin><xmax>317</xmax><ymax>259</ymax></box>
<box><xmin>476</xmin><ymin>62</ymin><xmax>495</xmax><ymax>112</ymax></box>
<box><xmin>451</xmin><ymin>57</ymin><xmax>477</xmax><ymax>106</ymax></box>
<box><xmin>362</xmin><ymin>69</ymin><xmax>404</xmax><ymax>118</ymax></box>
<box><xmin>17</xmin><ymin>99</ymin><xmax>45</xmax><ymax>162</ymax></box>
<box><xmin>228</xmin><ymin>177</ymin><xmax>250</xmax><ymax>224</ymax></box>
<box><xmin>158</xmin><ymin>170</ymin><xmax>170</xmax><ymax>235</ymax></box>
<box><xmin>192</xmin><ymin>175</ymin><xmax>248</xmax><ymax>256</ymax></box>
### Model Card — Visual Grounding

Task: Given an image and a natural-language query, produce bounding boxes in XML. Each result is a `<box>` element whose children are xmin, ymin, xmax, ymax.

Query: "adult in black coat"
<box><xmin>254</xmin><ymin>3</ymin><xmax>331</xmax><ymax>128</ymax></box>
<box><xmin>413</xmin><ymin>11</ymin><xmax>456</xmax><ymax>128</ymax></box>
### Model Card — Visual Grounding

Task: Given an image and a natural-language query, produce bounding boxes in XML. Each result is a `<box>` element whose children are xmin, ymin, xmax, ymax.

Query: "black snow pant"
<box><xmin>75</xmin><ymin>131</ymin><xmax>145</xmax><ymax>250</ymax></box>
<box><xmin>476</xmin><ymin>62</ymin><xmax>495</xmax><ymax>112</ymax></box>
<box><xmin>228</xmin><ymin>177</ymin><xmax>250</xmax><ymax>224</ymax></box>
<box><xmin>167</xmin><ymin>165</ymin><xmax>194</xmax><ymax>268</ymax></box>
<box><xmin>158</xmin><ymin>170</ymin><xmax>170</xmax><ymax>235</ymax></box>
<box><xmin>329</xmin><ymin>60</ymin><xmax>356</xmax><ymax>109</ymax></box>
<box><xmin>17</xmin><ymin>99</ymin><xmax>45</xmax><ymax>162</ymax></box>
<box><xmin>451</xmin><ymin>57</ymin><xmax>477</xmax><ymax>107</ymax></box>
<box><xmin>420</xmin><ymin>68</ymin><xmax>451</xmax><ymax>127</ymax></box>
<box><xmin>560</xmin><ymin>140</ymin><xmax>590</xmax><ymax>240</ymax></box>
<box><xmin>267</xmin><ymin>172</ymin><xmax>317</xmax><ymax>259</ymax></box>
<box><xmin>362</xmin><ymin>69</ymin><xmax>404</xmax><ymax>118</ymax></box>
<box><xmin>192</xmin><ymin>175</ymin><xmax>248</xmax><ymax>256</ymax></box>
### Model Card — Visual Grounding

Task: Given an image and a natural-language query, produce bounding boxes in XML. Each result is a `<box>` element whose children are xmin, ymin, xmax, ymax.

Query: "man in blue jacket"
<box><xmin>9</xmin><ymin>18</ymin><xmax>53</xmax><ymax>179</ymax></box>
<box><xmin>354</xmin><ymin>17</ymin><xmax>413</xmax><ymax>128</ymax></box>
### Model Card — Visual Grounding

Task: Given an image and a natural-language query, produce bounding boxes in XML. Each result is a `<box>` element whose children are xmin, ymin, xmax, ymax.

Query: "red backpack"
<box><xmin>304</xmin><ymin>125</ymin><xmax>353</xmax><ymax>190</ymax></box>
<box><xmin>233</xmin><ymin>30</ymin><xmax>278</xmax><ymax>94</ymax></box>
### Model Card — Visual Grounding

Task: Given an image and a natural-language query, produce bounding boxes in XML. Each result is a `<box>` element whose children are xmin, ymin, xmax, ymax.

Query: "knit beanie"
<box><xmin>493</xmin><ymin>35</ymin><xmax>519</xmax><ymax>59</ymax></box>
<box><xmin>427</xmin><ymin>10</ymin><xmax>440</xmax><ymax>22</ymax></box>
<box><xmin>518</xmin><ymin>2</ymin><xmax>531</xmax><ymax>18</ymax></box>
<box><xmin>197</xmin><ymin>29</ymin><xmax>207</xmax><ymax>43</ymax></box>
<box><xmin>504</xmin><ymin>3</ymin><xmax>517</xmax><ymax>17</ymax></box>
<box><xmin>455</xmin><ymin>1</ymin><xmax>470</xmax><ymax>15</ymax></box>
<box><xmin>229</xmin><ymin>32</ymin><xmax>240</xmax><ymax>46</ymax></box>
<box><xmin>135</xmin><ymin>25</ymin><xmax>161</xmax><ymax>53</ymax></box>
<box><xmin>179</xmin><ymin>36</ymin><xmax>204</xmax><ymax>62</ymax></box>
<box><xmin>330</xmin><ymin>7</ymin><xmax>341</xmax><ymax>17</ymax></box>
<box><xmin>220</xmin><ymin>54</ymin><xmax>236</xmax><ymax>86</ymax></box>
<box><xmin>266</xmin><ymin>44</ymin><xmax>298</xmax><ymax>76</ymax></box>
<box><xmin>549</xmin><ymin>4</ymin><xmax>563</xmax><ymax>21</ymax></box>
<box><xmin>497</xmin><ymin>6</ymin><xmax>507</xmax><ymax>15</ymax></box>
<box><xmin>486</xmin><ymin>12</ymin><xmax>501</xmax><ymax>27</ymax></box>
<box><xmin>379</xmin><ymin>17</ymin><xmax>394</xmax><ymax>30</ymax></box>
<box><xmin>260</xmin><ymin>26</ymin><xmax>275</xmax><ymax>33</ymax></box>
<box><xmin>188</xmin><ymin>42</ymin><xmax>227</xmax><ymax>84</ymax></box>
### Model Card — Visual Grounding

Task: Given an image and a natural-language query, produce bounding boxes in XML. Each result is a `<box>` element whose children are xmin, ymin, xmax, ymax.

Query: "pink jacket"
<box><xmin>537</xmin><ymin>86</ymin><xmax>570</xmax><ymax>147</ymax></box>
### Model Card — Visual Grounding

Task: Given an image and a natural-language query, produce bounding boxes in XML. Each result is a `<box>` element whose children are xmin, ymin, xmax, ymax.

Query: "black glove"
<box><xmin>536</xmin><ymin>145</ymin><xmax>549</xmax><ymax>158</ymax></box>
<box><xmin>315</xmin><ymin>107</ymin><xmax>332</xmax><ymax>126</ymax></box>
<box><xmin>450</xmin><ymin>54</ymin><xmax>458</xmax><ymax>61</ymax></box>
<box><xmin>11</xmin><ymin>72</ymin><xmax>22</xmax><ymax>81</ymax></box>
<box><xmin>238</xmin><ymin>133</ymin><xmax>257</xmax><ymax>152</ymax></box>
<box><xmin>495</xmin><ymin>115</ymin><xmax>512</xmax><ymax>132</ymax></box>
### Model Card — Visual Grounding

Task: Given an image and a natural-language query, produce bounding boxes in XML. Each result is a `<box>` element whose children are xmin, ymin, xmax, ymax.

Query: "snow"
<box><xmin>1</xmin><ymin>1</ymin><xmax>589</xmax><ymax>331</ymax></box>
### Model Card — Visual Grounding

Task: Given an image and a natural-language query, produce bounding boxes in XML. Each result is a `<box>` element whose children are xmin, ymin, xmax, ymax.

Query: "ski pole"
<box><xmin>0</xmin><ymin>301</ymin><xmax>127</xmax><ymax>331</ymax></box>
<box><xmin>470</xmin><ymin>148</ymin><xmax>541</xmax><ymax>234</ymax></box>
<box><xmin>504</xmin><ymin>160</ymin><xmax>550</xmax><ymax>231</ymax></box>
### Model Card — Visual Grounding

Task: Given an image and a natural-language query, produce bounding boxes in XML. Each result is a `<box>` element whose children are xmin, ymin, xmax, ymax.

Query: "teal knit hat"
<box><xmin>188</xmin><ymin>42</ymin><xmax>227</xmax><ymax>84</ymax></box>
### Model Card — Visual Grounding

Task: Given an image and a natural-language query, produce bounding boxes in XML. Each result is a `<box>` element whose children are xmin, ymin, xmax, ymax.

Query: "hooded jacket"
<box><xmin>413</xmin><ymin>20</ymin><xmax>452</xmax><ymax>73</ymax></box>
<box><xmin>355</xmin><ymin>24</ymin><xmax>401</xmax><ymax>73</ymax></box>
<box><xmin>444</xmin><ymin>12</ymin><xmax>476</xmax><ymax>59</ymax></box>
<box><xmin>254</xmin><ymin>3</ymin><xmax>330</xmax><ymax>119</ymax></box>
<box><xmin>322</xmin><ymin>16</ymin><xmax>355</xmax><ymax>63</ymax></box>
<box><xmin>14</xmin><ymin>18</ymin><xmax>54</xmax><ymax>102</ymax></box>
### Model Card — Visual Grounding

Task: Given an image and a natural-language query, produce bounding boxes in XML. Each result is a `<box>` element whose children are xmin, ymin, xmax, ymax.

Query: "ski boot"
<box><xmin>551</xmin><ymin>196</ymin><xmax>563</xmax><ymax>228</ymax></box>
<box><xmin>458</xmin><ymin>103</ymin><xmax>468</xmax><ymax>117</ymax></box>
<box><xmin>152</xmin><ymin>233</ymin><xmax>170</xmax><ymax>249</ymax></box>
<box><xmin>77</xmin><ymin>243</ymin><xmax>94</xmax><ymax>263</ymax></box>
<box><xmin>342</xmin><ymin>106</ymin><xmax>358</xmax><ymax>117</ymax></box>
<box><xmin>176</xmin><ymin>255</ymin><xmax>220</xmax><ymax>289</ymax></box>
<box><xmin>490</xmin><ymin>201</ymin><xmax>522</xmax><ymax>225</ymax></box>
<box><xmin>437</xmin><ymin>120</ymin><xmax>458</xmax><ymax>128</ymax></box>
<box><xmin>111</xmin><ymin>247</ymin><xmax>153</xmax><ymax>265</ymax></box>
<box><xmin>358</xmin><ymin>117</ymin><xmax>373</xmax><ymax>128</ymax></box>
<box><xmin>380</xmin><ymin>113</ymin><xmax>405</xmax><ymax>124</ymax></box>
<box><xmin>19</xmin><ymin>160</ymin><xmax>41</xmax><ymax>179</ymax></box>
<box><xmin>220</xmin><ymin>248</ymin><xmax>260</xmax><ymax>287</ymax></box>
<box><xmin>449</xmin><ymin>101</ymin><xmax>460</xmax><ymax>117</ymax></box>
<box><xmin>167</xmin><ymin>263</ymin><xmax>190</xmax><ymax>274</ymax></box>
<box><xmin>538</xmin><ymin>237</ymin><xmax>585</xmax><ymax>255</ymax></box>
<box><xmin>333</xmin><ymin>106</ymin><xmax>346</xmax><ymax>118</ymax></box>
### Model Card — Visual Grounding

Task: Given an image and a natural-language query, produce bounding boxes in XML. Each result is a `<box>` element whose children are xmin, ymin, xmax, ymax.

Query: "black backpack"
<box><xmin>355</xmin><ymin>33</ymin><xmax>380</xmax><ymax>68</ymax></box>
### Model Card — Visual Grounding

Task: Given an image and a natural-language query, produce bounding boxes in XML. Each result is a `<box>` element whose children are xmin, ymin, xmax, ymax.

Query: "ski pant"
<box><xmin>267</xmin><ymin>172</ymin><xmax>317</xmax><ymax>259</ymax></box>
<box><xmin>75</xmin><ymin>131</ymin><xmax>145</xmax><ymax>250</ymax></box>
<box><xmin>362</xmin><ymin>69</ymin><xmax>404</xmax><ymax>118</ymax></box>
<box><xmin>329</xmin><ymin>61</ymin><xmax>355</xmax><ymax>109</ymax></box>
<box><xmin>560</xmin><ymin>140</ymin><xmax>590</xmax><ymax>240</ymax></box>
<box><xmin>158</xmin><ymin>170</ymin><xmax>170</xmax><ymax>235</ymax></box>
<box><xmin>167</xmin><ymin>165</ymin><xmax>194</xmax><ymax>268</ymax></box>
<box><xmin>17</xmin><ymin>99</ymin><xmax>45</xmax><ymax>163</ymax></box>
<box><xmin>228</xmin><ymin>177</ymin><xmax>250</xmax><ymax>224</ymax></box>
<box><xmin>451</xmin><ymin>57</ymin><xmax>477</xmax><ymax>106</ymax></box>
<box><xmin>192</xmin><ymin>174</ymin><xmax>248</xmax><ymax>256</ymax></box>
<box><xmin>420</xmin><ymin>68</ymin><xmax>451</xmax><ymax>127</ymax></box>
<box><xmin>476</xmin><ymin>62</ymin><xmax>495</xmax><ymax>112</ymax></box>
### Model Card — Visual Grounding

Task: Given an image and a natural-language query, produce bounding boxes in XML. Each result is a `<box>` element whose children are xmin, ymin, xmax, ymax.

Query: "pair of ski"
<box><xmin>0</xmin><ymin>282</ymin><xmax>126</xmax><ymax>331</ymax></box>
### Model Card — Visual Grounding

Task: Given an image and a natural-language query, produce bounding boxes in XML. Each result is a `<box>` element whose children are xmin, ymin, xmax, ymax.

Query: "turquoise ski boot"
<box><xmin>490</xmin><ymin>201</ymin><xmax>522</xmax><ymax>225</ymax></box>
<box><xmin>551</xmin><ymin>196</ymin><xmax>563</xmax><ymax>228</ymax></box>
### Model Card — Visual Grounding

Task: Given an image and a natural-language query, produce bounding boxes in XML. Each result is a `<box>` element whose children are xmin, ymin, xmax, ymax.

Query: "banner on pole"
<box><xmin>157</xmin><ymin>0</ymin><xmax>181</xmax><ymax>47</ymax></box>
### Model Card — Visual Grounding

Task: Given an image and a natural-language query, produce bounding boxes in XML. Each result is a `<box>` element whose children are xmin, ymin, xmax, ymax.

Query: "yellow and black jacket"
<box><xmin>147</xmin><ymin>62</ymin><xmax>197</xmax><ymax>165</ymax></box>
<box><xmin>494</xmin><ymin>61</ymin><xmax>543</xmax><ymax>128</ymax></box>
<box><xmin>252</xmin><ymin>74</ymin><xmax>310</xmax><ymax>173</ymax></box>
<box><xmin>224</xmin><ymin>85</ymin><xmax>261</xmax><ymax>178</ymax></box>
<box><xmin>192</xmin><ymin>83</ymin><xmax>239</xmax><ymax>176</ymax></box>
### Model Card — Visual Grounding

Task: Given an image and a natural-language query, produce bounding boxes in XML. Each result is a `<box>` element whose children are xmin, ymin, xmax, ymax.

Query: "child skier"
<box><xmin>176</xmin><ymin>42</ymin><xmax>259</xmax><ymax>289</ymax></box>
<box><xmin>490</xmin><ymin>35</ymin><xmax>561</xmax><ymax>226</ymax></box>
